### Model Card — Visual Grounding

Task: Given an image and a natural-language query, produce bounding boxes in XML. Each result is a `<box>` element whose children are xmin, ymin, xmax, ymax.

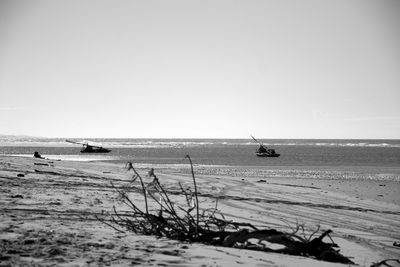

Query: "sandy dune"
<box><xmin>1</xmin><ymin>155</ymin><xmax>399</xmax><ymax>266</ymax></box>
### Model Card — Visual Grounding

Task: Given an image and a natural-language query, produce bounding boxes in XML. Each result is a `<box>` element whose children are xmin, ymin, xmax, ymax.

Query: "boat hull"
<box><xmin>80</xmin><ymin>148</ymin><xmax>111</xmax><ymax>153</ymax></box>
<box><xmin>256</xmin><ymin>153</ymin><xmax>280</xmax><ymax>157</ymax></box>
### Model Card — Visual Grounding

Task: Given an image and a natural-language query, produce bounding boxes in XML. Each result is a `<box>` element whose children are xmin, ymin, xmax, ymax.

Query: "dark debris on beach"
<box><xmin>98</xmin><ymin>156</ymin><xmax>355</xmax><ymax>264</ymax></box>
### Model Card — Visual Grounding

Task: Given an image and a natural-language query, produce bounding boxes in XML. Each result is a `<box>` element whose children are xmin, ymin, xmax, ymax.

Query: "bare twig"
<box><xmin>185</xmin><ymin>155</ymin><xmax>200</xmax><ymax>237</ymax></box>
<box><xmin>126</xmin><ymin>163</ymin><xmax>149</xmax><ymax>214</ymax></box>
<box><xmin>95</xmin><ymin>214</ymin><xmax>125</xmax><ymax>233</ymax></box>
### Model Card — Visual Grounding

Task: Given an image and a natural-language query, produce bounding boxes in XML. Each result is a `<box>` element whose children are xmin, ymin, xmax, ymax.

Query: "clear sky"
<box><xmin>1</xmin><ymin>0</ymin><xmax>399</xmax><ymax>139</ymax></box>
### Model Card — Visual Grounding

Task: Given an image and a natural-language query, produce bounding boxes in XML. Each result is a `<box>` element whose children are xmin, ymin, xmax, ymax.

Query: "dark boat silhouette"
<box><xmin>251</xmin><ymin>135</ymin><xmax>280</xmax><ymax>157</ymax></box>
<box><xmin>66</xmin><ymin>140</ymin><xmax>111</xmax><ymax>153</ymax></box>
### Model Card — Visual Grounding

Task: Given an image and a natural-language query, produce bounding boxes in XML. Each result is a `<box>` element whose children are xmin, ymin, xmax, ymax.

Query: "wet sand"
<box><xmin>1</xmin><ymin>155</ymin><xmax>399</xmax><ymax>266</ymax></box>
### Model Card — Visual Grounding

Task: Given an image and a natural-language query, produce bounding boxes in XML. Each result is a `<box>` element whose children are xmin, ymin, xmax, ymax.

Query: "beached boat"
<box><xmin>251</xmin><ymin>135</ymin><xmax>280</xmax><ymax>158</ymax></box>
<box><xmin>80</xmin><ymin>145</ymin><xmax>111</xmax><ymax>153</ymax></box>
<box><xmin>256</xmin><ymin>151</ymin><xmax>280</xmax><ymax>157</ymax></box>
<box><xmin>66</xmin><ymin>140</ymin><xmax>111</xmax><ymax>153</ymax></box>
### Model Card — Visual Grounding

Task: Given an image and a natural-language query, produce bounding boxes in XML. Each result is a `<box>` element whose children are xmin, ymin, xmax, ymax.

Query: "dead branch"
<box><xmin>370</xmin><ymin>259</ymin><xmax>400</xmax><ymax>267</ymax></box>
<box><xmin>185</xmin><ymin>155</ymin><xmax>200</xmax><ymax>238</ymax></box>
<box><xmin>99</xmin><ymin>159</ymin><xmax>355</xmax><ymax>265</ymax></box>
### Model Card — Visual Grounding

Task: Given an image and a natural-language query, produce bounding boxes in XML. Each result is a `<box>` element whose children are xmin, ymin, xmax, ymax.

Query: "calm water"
<box><xmin>1</xmin><ymin>137</ymin><xmax>399</xmax><ymax>168</ymax></box>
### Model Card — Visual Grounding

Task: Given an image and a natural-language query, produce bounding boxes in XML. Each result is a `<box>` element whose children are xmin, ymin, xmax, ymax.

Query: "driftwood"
<box><xmin>370</xmin><ymin>259</ymin><xmax>400</xmax><ymax>267</ymax></box>
<box><xmin>98</xmin><ymin>156</ymin><xmax>354</xmax><ymax>264</ymax></box>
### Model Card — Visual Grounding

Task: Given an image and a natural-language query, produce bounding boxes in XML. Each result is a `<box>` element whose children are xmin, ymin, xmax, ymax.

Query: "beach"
<box><xmin>1</xmin><ymin>155</ymin><xmax>399</xmax><ymax>266</ymax></box>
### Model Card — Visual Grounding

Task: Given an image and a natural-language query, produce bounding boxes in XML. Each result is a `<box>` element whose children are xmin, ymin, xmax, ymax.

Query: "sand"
<box><xmin>1</xmin><ymin>155</ymin><xmax>399</xmax><ymax>266</ymax></box>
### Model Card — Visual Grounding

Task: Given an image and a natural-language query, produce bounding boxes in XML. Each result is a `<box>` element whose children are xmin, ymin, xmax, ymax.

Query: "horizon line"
<box><xmin>0</xmin><ymin>134</ymin><xmax>399</xmax><ymax>140</ymax></box>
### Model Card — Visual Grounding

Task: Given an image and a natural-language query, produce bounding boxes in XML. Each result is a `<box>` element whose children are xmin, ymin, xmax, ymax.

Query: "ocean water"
<box><xmin>1</xmin><ymin>137</ymin><xmax>399</xmax><ymax>168</ymax></box>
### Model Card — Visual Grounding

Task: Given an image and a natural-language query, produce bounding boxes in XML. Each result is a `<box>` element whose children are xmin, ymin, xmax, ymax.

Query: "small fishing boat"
<box><xmin>66</xmin><ymin>140</ymin><xmax>111</xmax><ymax>153</ymax></box>
<box><xmin>256</xmin><ymin>150</ymin><xmax>280</xmax><ymax>157</ymax></box>
<box><xmin>251</xmin><ymin>135</ymin><xmax>280</xmax><ymax>158</ymax></box>
<box><xmin>80</xmin><ymin>144</ymin><xmax>111</xmax><ymax>153</ymax></box>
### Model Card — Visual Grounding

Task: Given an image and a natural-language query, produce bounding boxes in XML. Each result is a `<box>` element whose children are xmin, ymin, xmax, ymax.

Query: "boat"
<box><xmin>256</xmin><ymin>151</ymin><xmax>280</xmax><ymax>157</ymax></box>
<box><xmin>251</xmin><ymin>135</ymin><xmax>280</xmax><ymax>158</ymax></box>
<box><xmin>66</xmin><ymin>140</ymin><xmax>111</xmax><ymax>153</ymax></box>
<box><xmin>80</xmin><ymin>144</ymin><xmax>111</xmax><ymax>153</ymax></box>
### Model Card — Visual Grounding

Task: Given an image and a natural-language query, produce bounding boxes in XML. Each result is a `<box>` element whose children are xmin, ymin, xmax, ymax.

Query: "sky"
<box><xmin>0</xmin><ymin>0</ymin><xmax>399</xmax><ymax>139</ymax></box>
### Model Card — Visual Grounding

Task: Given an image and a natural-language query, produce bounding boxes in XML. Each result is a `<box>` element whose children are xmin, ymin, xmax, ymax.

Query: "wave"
<box><xmin>103</xmin><ymin>140</ymin><xmax>215</xmax><ymax>148</ymax></box>
<box><xmin>5</xmin><ymin>154</ymin><xmax>121</xmax><ymax>162</ymax></box>
<box><xmin>183</xmin><ymin>167</ymin><xmax>400</xmax><ymax>182</ymax></box>
<box><xmin>1</xmin><ymin>137</ymin><xmax>399</xmax><ymax>148</ymax></box>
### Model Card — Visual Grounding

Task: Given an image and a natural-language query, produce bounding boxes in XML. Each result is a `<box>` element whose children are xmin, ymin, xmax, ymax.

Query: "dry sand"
<box><xmin>1</xmin><ymin>155</ymin><xmax>399</xmax><ymax>266</ymax></box>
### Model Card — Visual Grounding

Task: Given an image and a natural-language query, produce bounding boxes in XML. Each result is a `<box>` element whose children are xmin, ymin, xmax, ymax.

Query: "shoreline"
<box><xmin>1</xmin><ymin>155</ymin><xmax>399</xmax><ymax>266</ymax></box>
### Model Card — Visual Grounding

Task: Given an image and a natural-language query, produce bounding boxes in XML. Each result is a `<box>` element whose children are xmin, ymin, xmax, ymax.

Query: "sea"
<box><xmin>1</xmin><ymin>137</ymin><xmax>399</xmax><ymax>169</ymax></box>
